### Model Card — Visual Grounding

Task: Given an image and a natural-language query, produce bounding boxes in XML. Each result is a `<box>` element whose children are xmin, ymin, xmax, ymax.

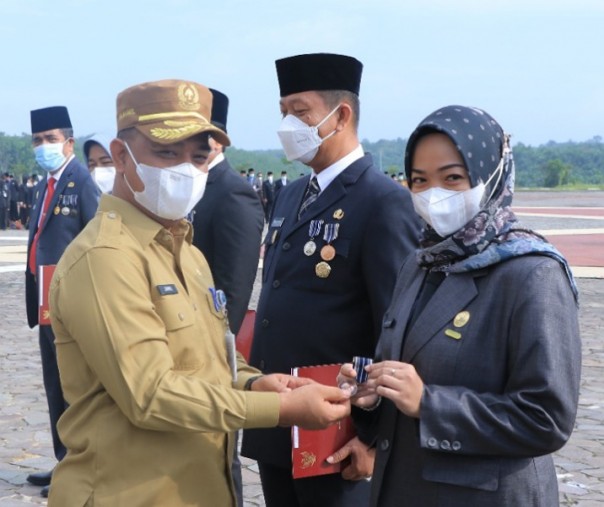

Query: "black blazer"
<box><xmin>274</xmin><ymin>178</ymin><xmax>287</xmax><ymax>196</ymax></box>
<box><xmin>191</xmin><ymin>158</ymin><xmax>264</xmax><ymax>335</ymax></box>
<box><xmin>242</xmin><ymin>153</ymin><xmax>421</xmax><ymax>467</ymax></box>
<box><xmin>368</xmin><ymin>254</ymin><xmax>580</xmax><ymax>506</ymax></box>
<box><xmin>25</xmin><ymin>158</ymin><xmax>100</xmax><ymax>327</ymax></box>
<box><xmin>262</xmin><ymin>179</ymin><xmax>275</xmax><ymax>205</ymax></box>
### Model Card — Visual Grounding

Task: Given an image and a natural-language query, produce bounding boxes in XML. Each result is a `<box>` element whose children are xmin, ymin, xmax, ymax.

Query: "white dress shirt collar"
<box><xmin>208</xmin><ymin>152</ymin><xmax>225</xmax><ymax>170</ymax></box>
<box><xmin>313</xmin><ymin>145</ymin><xmax>364</xmax><ymax>193</ymax></box>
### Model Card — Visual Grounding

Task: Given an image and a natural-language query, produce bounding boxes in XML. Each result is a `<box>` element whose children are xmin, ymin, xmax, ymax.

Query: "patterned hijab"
<box><xmin>404</xmin><ymin>105</ymin><xmax>578</xmax><ymax>300</ymax></box>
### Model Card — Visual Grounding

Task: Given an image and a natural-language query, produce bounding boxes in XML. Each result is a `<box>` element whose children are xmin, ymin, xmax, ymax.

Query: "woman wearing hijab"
<box><xmin>336</xmin><ymin>106</ymin><xmax>581</xmax><ymax>506</ymax></box>
<box><xmin>83</xmin><ymin>134</ymin><xmax>115</xmax><ymax>194</ymax></box>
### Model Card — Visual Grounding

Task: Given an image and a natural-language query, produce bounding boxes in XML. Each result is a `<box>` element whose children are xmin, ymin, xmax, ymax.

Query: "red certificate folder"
<box><xmin>291</xmin><ymin>364</ymin><xmax>356</xmax><ymax>479</ymax></box>
<box><xmin>235</xmin><ymin>309</ymin><xmax>255</xmax><ymax>362</ymax></box>
<box><xmin>38</xmin><ymin>265</ymin><xmax>56</xmax><ymax>326</ymax></box>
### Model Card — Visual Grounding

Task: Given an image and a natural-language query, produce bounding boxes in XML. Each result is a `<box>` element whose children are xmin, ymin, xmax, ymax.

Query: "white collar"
<box><xmin>208</xmin><ymin>152</ymin><xmax>225</xmax><ymax>170</ymax></box>
<box><xmin>313</xmin><ymin>145</ymin><xmax>364</xmax><ymax>193</ymax></box>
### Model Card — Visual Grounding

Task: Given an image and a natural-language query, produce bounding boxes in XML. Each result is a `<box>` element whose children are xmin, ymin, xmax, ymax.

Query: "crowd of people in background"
<box><xmin>0</xmin><ymin>172</ymin><xmax>41</xmax><ymax>230</ymax></box>
<box><xmin>0</xmin><ymin>163</ymin><xmax>408</xmax><ymax>232</ymax></box>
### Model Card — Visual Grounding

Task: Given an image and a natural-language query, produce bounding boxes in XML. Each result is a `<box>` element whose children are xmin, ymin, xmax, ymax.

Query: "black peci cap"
<box><xmin>31</xmin><ymin>106</ymin><xmax>72</xmax><ymax>134</ymax></box>
<box><xmin>209</xmin><ymin>88</ymin><xmax>229</xmax><ymax>133</ymax></box>
<box><xmin>275</xmin><ymin>53</ymin><xmax>363</xmax><ymax>97</ymax></box>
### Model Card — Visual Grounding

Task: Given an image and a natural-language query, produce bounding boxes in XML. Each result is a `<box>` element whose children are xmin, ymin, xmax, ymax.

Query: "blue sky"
<box><xmin>1</xmin><ymin>0</ymin><xmax>602</xmax><ymax>150</ymax></box>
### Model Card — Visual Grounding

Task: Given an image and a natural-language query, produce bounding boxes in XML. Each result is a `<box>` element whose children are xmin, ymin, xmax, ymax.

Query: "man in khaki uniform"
<box><xmin>48</xmin><ymin>79</ymin><xmax>350</xmax><ymax>507</ymax></box>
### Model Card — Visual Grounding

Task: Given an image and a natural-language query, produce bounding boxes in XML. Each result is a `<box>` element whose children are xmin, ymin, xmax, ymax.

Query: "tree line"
<box><xmin>1</xmin><ymin>132</ymin><xmax>602</xmax><ymax>188</ymax></box>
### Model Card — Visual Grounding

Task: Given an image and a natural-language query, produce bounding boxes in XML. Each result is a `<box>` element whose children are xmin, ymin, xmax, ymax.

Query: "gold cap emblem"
<box><xmin>178</xmin><ymin>82</ymin><xmax>201</xmax><ymax>111</ymax></box>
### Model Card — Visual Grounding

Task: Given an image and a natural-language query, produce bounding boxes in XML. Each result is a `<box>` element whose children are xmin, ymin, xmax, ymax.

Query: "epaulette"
<box><xmin>98</xmin><ymin>210</ymin><xmax>123</xmax><ymax>240</ymax></box>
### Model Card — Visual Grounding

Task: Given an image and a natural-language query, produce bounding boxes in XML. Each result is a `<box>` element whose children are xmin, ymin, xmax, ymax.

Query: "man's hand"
<box><xmin>278</xmin><ymin>384</ymin><xmax>350</xmax><ymax>429</ymax></box>
<box><xmin>251</xmin><ymin>373</ymin><xmax>315</xmax><ymax>393</ymax></box>
<box><xmin>326</xmin><ymin>436</ymin><xmax>375</xmax><ymax>481</ymax></box>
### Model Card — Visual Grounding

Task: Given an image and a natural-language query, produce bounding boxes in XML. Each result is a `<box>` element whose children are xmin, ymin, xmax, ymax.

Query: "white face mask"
<box><xmin>91</xmin><ymin>166</ymin><xmax>116</xmax><ymax>194</ymax></box>
<box><xmin>277</xmin><ymin>105</ymin><xmax>340</xmax><ymax>163</ymax></box>
<box><xmin>123</xmin><ymin>143</ymin><xmax>208</xmax><ymax>220</ymax></box>
<box><xmin>411</xmin><ymin>161</ymin><xmax>504</xmax><ymax>237</ymax></box>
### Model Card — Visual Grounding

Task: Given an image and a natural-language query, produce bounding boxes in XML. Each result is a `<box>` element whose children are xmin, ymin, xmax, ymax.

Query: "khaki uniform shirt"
<box><xmin>48</xmin><ymin>195</ymin><xmax>279</xmax><ymax>507</ymax></box>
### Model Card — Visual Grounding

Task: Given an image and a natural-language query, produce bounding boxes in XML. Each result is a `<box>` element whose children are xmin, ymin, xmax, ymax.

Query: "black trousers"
<box><xmin>258</xmin><ymin>461</ymin><xmax>371</xmax><ymax>507</ymax></box>
<box><xmin>39</xmin><ymin>325</ymin><xmax>67</xmax><ymax>461</ymax></box>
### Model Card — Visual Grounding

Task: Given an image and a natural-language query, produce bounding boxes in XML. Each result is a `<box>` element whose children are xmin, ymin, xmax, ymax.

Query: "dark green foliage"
<box><xmin>1</xmin><ymin>132</ymin><xmax>602</xmax><ymax>187</ymax></box>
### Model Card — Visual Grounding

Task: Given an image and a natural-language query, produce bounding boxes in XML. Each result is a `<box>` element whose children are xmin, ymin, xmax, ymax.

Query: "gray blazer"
<box><xmin>369</xmin><ymin>254</ymin><xmax>581</xmax><ymax>507</ymax></box>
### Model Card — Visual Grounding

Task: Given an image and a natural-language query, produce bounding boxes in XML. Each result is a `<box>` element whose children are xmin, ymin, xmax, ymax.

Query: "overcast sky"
<box><xmin>1</xmin><ymin>0</ymin><xmax>602</xmax><ymax>150</ymax></box>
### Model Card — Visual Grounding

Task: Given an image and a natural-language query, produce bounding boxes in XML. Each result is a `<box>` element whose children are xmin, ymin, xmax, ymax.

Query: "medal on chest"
<box><xmin>320</xmin><ymin>223</ymin><xmax>339</xmax><ymax>261</ymax></box>
<box><xmin>304</xmin><ymin>219</ymin><xmax>324</xmax><ymax>256</ymax></box>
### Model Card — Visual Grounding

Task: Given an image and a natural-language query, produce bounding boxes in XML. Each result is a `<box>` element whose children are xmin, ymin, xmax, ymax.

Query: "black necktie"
<box><xmin>298</xmin><ymin>177</ymin><xmax>320</xmax><ymax>220</ymax></box>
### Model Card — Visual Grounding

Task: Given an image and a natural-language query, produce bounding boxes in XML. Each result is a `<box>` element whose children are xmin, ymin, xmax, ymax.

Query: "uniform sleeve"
<box><xmin>362</xmin><ymin>186</ymin><xmax>420</xmax><ymax>342</ymax></box>
<box><xmin>211</xmin><ymin>185</ymin><xmax>263</xmax><ymax>335</ymax></box>
<box><xmin>53</xmin><ymin>246</ymin><xmax>280</xmax><ymax>433</ymax></box>
<box><xmin>419</xmin><ymin>260</ymin><xmax>581</xmax><ymax>456</ymax></box>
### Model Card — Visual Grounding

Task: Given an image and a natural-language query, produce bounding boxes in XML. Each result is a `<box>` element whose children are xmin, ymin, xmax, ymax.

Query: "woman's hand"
<box><xmin>366</xmin><ymin>361</ymin><xmax>424</xmax><ymax>418</ymax></box>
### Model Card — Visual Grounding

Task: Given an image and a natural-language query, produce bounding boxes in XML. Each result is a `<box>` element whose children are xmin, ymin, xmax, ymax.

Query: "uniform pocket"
<box><xmin>422</xmin><ymin>453</ymin><xmax>499</xmax><ymax>491</ymax></box>
<box><xmin>153</xmin><ymin>295</ymin><xmax>195</xmax><ymax>331</ymax></box>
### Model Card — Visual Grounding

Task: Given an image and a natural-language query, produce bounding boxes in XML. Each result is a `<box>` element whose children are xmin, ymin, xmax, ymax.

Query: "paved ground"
<box><xmin>0</xmin><ymin>191</ymin><xmax>602</xmax><ymax>506</ymax></box>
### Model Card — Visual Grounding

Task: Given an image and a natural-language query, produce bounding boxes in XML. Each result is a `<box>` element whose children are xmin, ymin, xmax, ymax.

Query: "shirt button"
<box><xmin>427</xmin><ymin>437</ymin><xmax>438</xmax><ymax>448</ymax></box>
<box><xmin>440</xmin><ymin>440</ymin><xmax>451</xmax><ymax>450</ymax></box>
<box><xmin>379</xmin><ymin>439</ymin><xmax>389</xmax><ymax>451</ymax></box>
<box><xmin>107</xmin><ymin>212</ymin><xmax>116</xmax><ymax>219</ymax></box>
<box><xmin>282</xmin><ymin>242</ymin><xmax>291</xmax><ymax>251</ymax></box>
<box><xmin>452</xmin><ymin>441</ymin><xmax>461</xmax><ymax>451</ymax></box>
<box><xmin>178</xmin><ymin>312</ymin><xmax>185</xmax><ymax>321</ymax></box>
<box><xmin>260</xmin><ymin>360</ymin><xmax>266</xmax><ymax>369</ymax></box>
<box><xmin>192</xmin><ymin>303</ymin><xmax>198</xmax><ymax>311</ymax></box>
<box><xmin>262</xmin><ymin>319</ymin><xmax>269</xmax><ymax>328</ymax></box>
<box><xmin>272</xmin><ymin>280</ymin><xmax>280</xmax><ymax>289</ymax></box>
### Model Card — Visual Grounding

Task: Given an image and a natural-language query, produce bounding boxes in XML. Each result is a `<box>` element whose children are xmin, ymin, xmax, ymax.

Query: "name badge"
<box><xmin>157</xmin><ymin>284</ymin><xmax>178</xmax><ymax>296</ymax></box>
<box><xmin>271</xmin><ymin>217</ymin><xmax>285</xmax><ymax>228</ymax></box>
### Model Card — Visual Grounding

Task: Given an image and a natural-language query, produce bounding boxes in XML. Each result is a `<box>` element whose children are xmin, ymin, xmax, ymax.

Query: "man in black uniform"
<box><xmin>0</xmin><ymin>173</ymin><xmax>9</xmax><ymax>229</ymax></box>
<box><xmin>274</xmin><ymin>170</ymin><xmax>288</xmax><ymax>196</ymax></box>
<box><xmin>25</xmin><ymin>106</ymin><xmax>100</xmax><ymax>497</ymax></box>
<box><xmin>262</xmin><ymin>171</ymin><xmax>275</xmax><ymax>222</ymax></box>
<box><xmin>191</xmin><ymin>88</ymin><xmax>264</xmax><ymax>507</ymax></box>
<box><xmin>241</xmin><ymin>53</ymin><xmax>420</xmax><ymax>507</ymax></box>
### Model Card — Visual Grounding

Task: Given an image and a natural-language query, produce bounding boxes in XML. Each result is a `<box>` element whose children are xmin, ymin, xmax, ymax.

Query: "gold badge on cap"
<box><xmin>453</xmin><ymin>311</ymin><xmax>470</xmax><ymax>328</ymax></box>
<box><xmin>333</xmin><ymin>209</ymin><xmax>344</xmax><ymax>220</ymax></box>
<box><xmin>315</xmin><ymin>261</ymin><xmax>331</xmax><ymax>278</ymax></box>
<box><xmin>68</xmin><ymin>181</ymin><xmax>75</xmax><ymax>188</ymax></box>
<box><xmin>178</xmin><ymin>82</ymin><xmax>201</xmax><ymax>111</ymax></box>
